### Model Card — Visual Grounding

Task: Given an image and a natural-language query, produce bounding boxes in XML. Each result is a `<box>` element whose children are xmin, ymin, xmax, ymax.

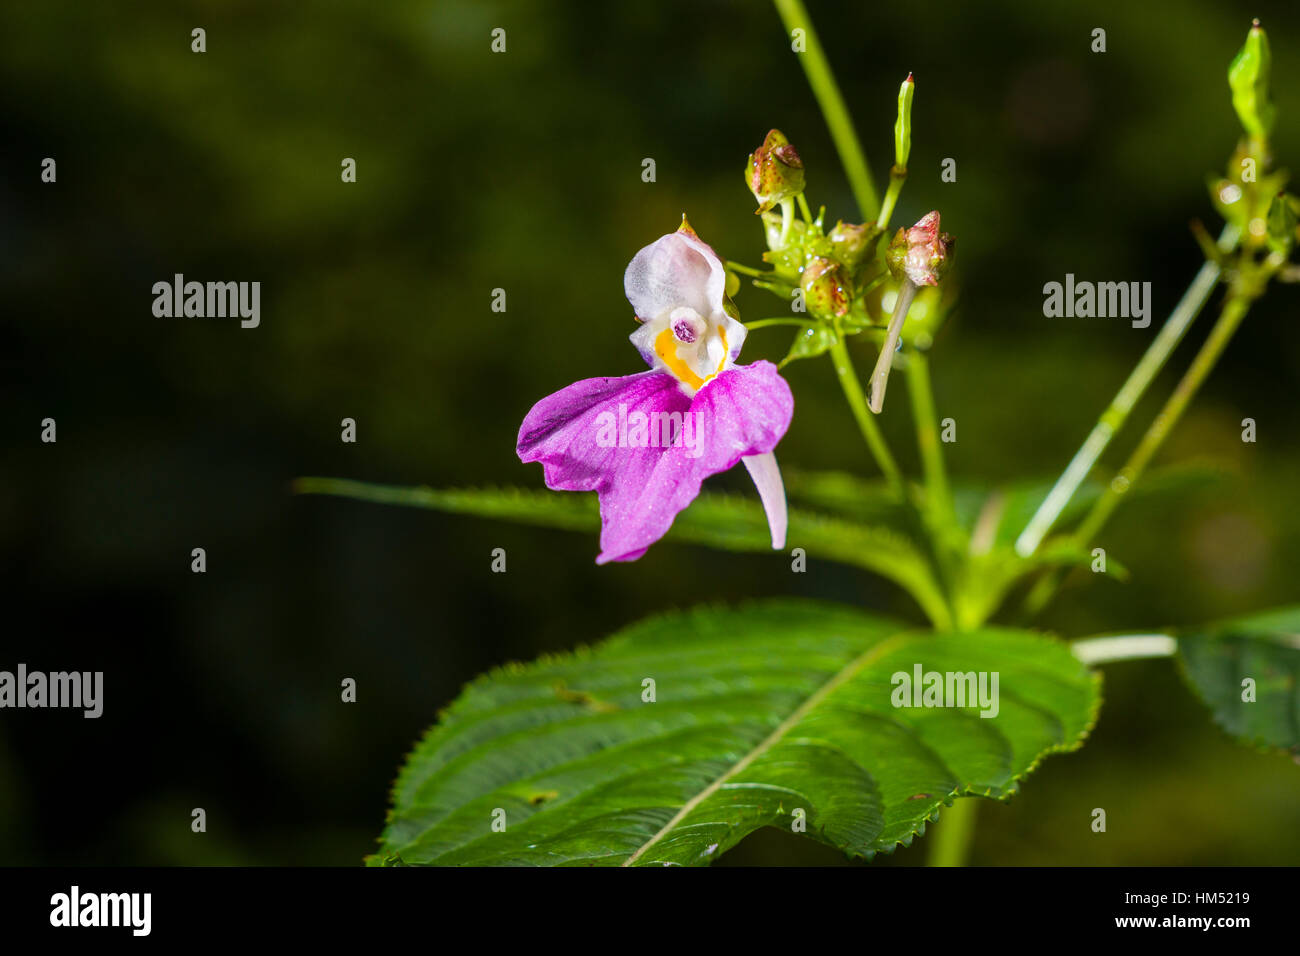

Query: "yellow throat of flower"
<box><xmin>653</xmin><ymin>324</ymin><xmax>728</xmax><ymax>392</ymax></box>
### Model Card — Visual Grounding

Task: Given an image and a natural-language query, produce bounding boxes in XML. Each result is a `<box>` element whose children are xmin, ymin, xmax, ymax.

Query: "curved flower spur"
<box><xmin>517</xmin><ymin>218</ymin><xmax>794</xmax><ymax>563</ymax></box>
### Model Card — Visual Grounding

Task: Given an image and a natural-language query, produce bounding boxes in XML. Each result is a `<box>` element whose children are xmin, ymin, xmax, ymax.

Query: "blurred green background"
<box><xmin>1</xmin><ymin>0</ymin><xmax>1297</xmax><ymax>866</ymax></box>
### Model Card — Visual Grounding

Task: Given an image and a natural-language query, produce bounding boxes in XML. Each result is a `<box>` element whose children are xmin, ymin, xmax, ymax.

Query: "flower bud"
<box><xmin>1229</xmin><ymin>20</ymin><xmax>1275</xmax><ymax>142</ymax></box>
<box><xmin>886</xmin><ymin>211</ymin><xmax>953</xmax><ymax>287</ymax></box>
<box><xmin>828</xmin><ymin>220</ymin><xmax>880</xmax><ymax>268</ymax></box>
<box><xmin>801</xmin><ymin>255</ymin><xmax>852</xmax><ymax>319</ymax></box>
<box><xmin>745</xmin><ymin>129</ymin><xmax>806</xmax><ymax>213</ymax></box>
<box><xmin>894</xmin><ymin>73</ymin><xmax>914</xmax><ymax>170</ymax></box>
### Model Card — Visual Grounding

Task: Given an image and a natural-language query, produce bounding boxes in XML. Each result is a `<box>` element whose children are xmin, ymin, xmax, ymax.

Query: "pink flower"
<box><xmin>517</xmin><ymin>219</ymin><xmax>794</xmax><ymax>563</ymax></box>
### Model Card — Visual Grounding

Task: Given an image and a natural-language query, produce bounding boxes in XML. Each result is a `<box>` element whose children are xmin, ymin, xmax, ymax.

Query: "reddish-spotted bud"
<box><xmin>745</xmin><ymin>129</ymin><xmax>806</xmax><ymax>213</ymax></box>
<box><xmin>801</xmin><ymin>255</ymin><xmax>852</xmax><ymax>318</ymax></box>
<box><xmin>886</xmin><ymin>211</ymin><xmax>954</xmax><ymax>287</ymax></box>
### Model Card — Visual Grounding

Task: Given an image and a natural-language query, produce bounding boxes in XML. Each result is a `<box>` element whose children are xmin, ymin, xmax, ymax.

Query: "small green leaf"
<box><xmin>781</xmin><ymin>322</ymin><xmax>838</xmax><ymax>365</ymax></box>
<box><xmin>1176</xmin><ymin>606</ymin><xmax>1300</xmax><ymax>753</ymax></box>
<box><xmin>372</xmin><ymin>600</ymin><xmax>1100</xmax><ymax>866</ymax></box>
<box><xmin>1228</xmin><ymin>20</ymin><xmax>1275</xmax><ymax>141</ymax></box>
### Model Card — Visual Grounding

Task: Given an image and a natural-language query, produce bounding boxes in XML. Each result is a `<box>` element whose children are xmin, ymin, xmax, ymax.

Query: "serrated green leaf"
<box><xmin>1175</xmin><ymin>606</ymin><xmax>1300</xmax><ymax>753</ymax></box>
<box><xmin>372</xmin><ymin>600</ymin><xmax>1100</xmax><ymax>866</ymax></box>
<box><xmin>293</xmin><ymin>479</ymin><xmax>953</xmax><ymax>626</ymax></box>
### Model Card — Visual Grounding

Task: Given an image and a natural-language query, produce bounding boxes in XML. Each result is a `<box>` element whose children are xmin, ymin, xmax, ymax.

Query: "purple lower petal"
<box><xmin>596</xmin><ymin>360</ymin><xmax>792</xmax><ymax>562</ymax></box>
<box><xmin>517</xmin><ymin>362</ymin><xmax>793</xmax><ymax>564</ymax></box>
<box><xmin>517</xmin><ymin>372</ymin><xmax>690</xmax><ymax>561</ymax></box>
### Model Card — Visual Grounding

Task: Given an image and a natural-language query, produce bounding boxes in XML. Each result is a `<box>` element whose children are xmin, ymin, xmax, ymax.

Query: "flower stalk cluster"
<box><xmin>726</xmin><ymin>68</ymin><xmax>956</xmax><ymax>528</ymax></box>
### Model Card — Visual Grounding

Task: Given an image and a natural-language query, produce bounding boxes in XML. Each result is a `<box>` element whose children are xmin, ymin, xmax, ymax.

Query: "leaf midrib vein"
<box><xmin>404</xmin><ymin>684</ymin><xmax>831</xmax><ymax>812</ymax></box>
<box><xmin>620</xmin><ymin>630</ymin><xmax>913</xmax><ymax>866</ymax></box>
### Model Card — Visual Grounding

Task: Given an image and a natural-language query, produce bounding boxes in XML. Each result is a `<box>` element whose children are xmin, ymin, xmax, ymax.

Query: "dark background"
<box><xmin>1</xmin><ymin>0</ymin><xmax>1297</xmax><ymax>866</ymax></box>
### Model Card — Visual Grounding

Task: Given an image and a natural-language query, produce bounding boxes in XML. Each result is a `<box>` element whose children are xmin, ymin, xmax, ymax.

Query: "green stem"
<box><xmin>726</xmin><ymin>260</ymin><xmax>767</xmax><ymax>278</ymax></box>
<box><xmin>771</xmin><ymin>0</ymin><xmax>880</xmax><ymax>220</ymax></box>
<box><xmin>876</xmin><ymin>166</ymin><xmax>907</xmax><ymax>230</ymax></box>
<box><xmin>827</xmin><ymin>334</ymin><xmax>905</xmax><ymax>496</ymax></box>
<box><xmin>1014</xmin><ymin>225</ymin><xmax>1240</xmax><ymax>557</ymax></box>
<box><xmin>907</xmin><ymin>349</ymin><xmax>955</xmax><ymax>526</ymax></box>
<box><xmin>745</xmin><ymin>317</ymin><xmax>812</xmax><ymax>330</ymax></box>
<box><xmin>748</xmin><ymin>317</ymin><xmax>806</xmax><ymax>332</ymax></box>
<box><xmin>928</xmin><ymin>797</ymin><xmax>978</xmax><ymax>866</ymax></box>
<box><xmin>1072</xmin><ymin>294</ymin><xmax>1253</xmax><ymax>545</ymax></box>
<box><xmin>1022</xmin><ymin>291</ymin><xmax>1254</xmax><ymax>618</ymax></box>
<box><xmin>796</xmin><ymin>192</ymin><xmax>815</xmax><ymax>223</ymax></box>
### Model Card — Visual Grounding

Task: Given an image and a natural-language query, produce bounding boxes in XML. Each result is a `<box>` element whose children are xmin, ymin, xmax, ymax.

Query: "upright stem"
<box><xmin>1014</xmin><ymin>225</ymin><xmax>1240</xmax><ymax>556</ymax></box>
<box><xmin>1072</xmin><ymin>294</ymin><xmax>1253</xmax><ymax>545</ymax></box>
<box><xmin>771</xmin><ymin>0</ymin><xmax>880</xmax><ymax>220</ymax></box>
<box><xmin>1022</xmin><ymin>290</ymin><xmax>1255</xmax><ymax>617</ymax></box>
<box><xmin>877</xmin><ymin>167</ymin><xmax>907</xmax><ymax>230</ymax></box>
<box><xmin>928</xmin><ymin>797</ymin><xmax>978</xmax><ymax>866</ymax></box>
<box><xmin>828</xmin><ymin>334</ymin><xmax>905</xmax><ymax>496</ymax></box>
<box><xmin>907</xmin><ymin>349</ymin><xmax>955</xmax><ymax>526</ymax></box>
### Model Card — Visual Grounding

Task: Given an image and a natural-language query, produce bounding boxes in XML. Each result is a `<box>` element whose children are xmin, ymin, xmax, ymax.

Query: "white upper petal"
<box><xmin>624</xmin><ymin>226</ymin><xmax>749</xmax><ymax>396</ymax></box>
<box><xmin>624</xmin><ymin>230</ymin><xmax>726</xmax><ymax>323</ymax></box>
